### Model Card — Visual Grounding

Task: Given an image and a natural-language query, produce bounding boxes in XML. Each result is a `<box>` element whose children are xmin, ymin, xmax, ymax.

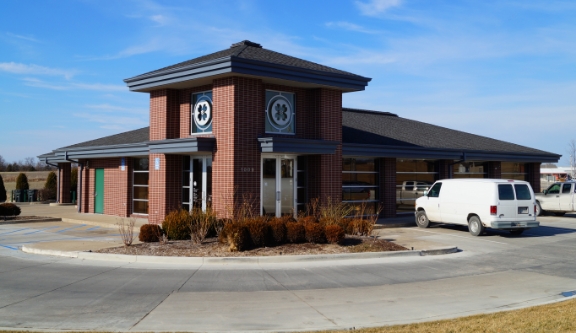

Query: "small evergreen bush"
<box><xmin>0</xmin><ymin>175</ymin><xmax>6</xmax><ymax>202</ymax></box>
<box><xmin>269</xmin><ymin>218</ymin><xmax>287</xmax><ymax>245</ymax></box>
<box><xmin>15</xmin><ymin>173</ymin><xmax>29</xmax><ymax>190</ymax></box>
<box><xmin>139</xmin><ymin>224</ymin><xmax>162</xmax><ymax>242</ymax></box>
<box><xmin>161</xmin><ymin>209</ymin><xmax>192</xmax><ymax>240</ymax></box>
<box><xmin>325</xmin><ymin>225</ymin><xmax>345</xmax><ymax>244</ymax></box>
<box><xmin>43</xmin><ymin>171</ymin><xmax>57</xmax><ymax>200</ymax></box>
<box><xmin>305</xmin><ymin>222</ymin><xmax>326</xmax><ymax>243</ymax></box>
<box><xmin>245</xmin><ymin>217</ymin><xmax>271</xmax><ymax>247</ymax></box>
<box><xmin>286</xmin><ymin>222</ymin><xmax>306</xmax><ymax>243</ymax></box>
<box><xmin>226</xmin><ymin>222</ymin><xmax>251</xmax><ymax>252</ymax></box>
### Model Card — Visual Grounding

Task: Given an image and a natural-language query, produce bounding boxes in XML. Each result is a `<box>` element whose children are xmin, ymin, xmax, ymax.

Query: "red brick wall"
<box><xmin>488</xmin><ymin>161</ymin><xmax>502</xmax><ymax>179</ymax></box>
<box><xmin>525</xmin><ymin>162</ymin><xmax>541</xmax><ymax>193</ymax></box>
<box><xmin>150</xmin><ymin>89</ymin><xmax>180</xmax><ymax>141</ymax></box>
<box><xmin>58</xmin><ymin>163</ymin><xmax>71</xmax><ymax>203</ymax></box>
<box><xmin>378</xmin><ymin>158</ymin><xmax>396</xmax><ymax>218</ymax></box>
<box><xmin>212</xmin><ymin>77</ymin><xmax>264</xmax><ymax>218</ymax></box>
<box><xmin>79</xmin><ymin>158</ymin><xmax>131</xmax><ymax>217</ymax></box>
<box><xmin>148</xmin><ymin>154</ymin><xmax>182</xmax><ymax>224</ymax></box>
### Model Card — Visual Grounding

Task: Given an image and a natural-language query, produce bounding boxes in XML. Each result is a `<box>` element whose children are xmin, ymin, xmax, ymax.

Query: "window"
<box><xmin>547</xmin><ymin>183</ymin><xmax>561</xmax><ymax>194</ymax></box>
<box><xmin>265</xmin><ymin>90</ymin><xmax>295</xmax><ymax>134</ymax></box>
<box><xmin>562</xmin><ymin>183</ymin><xmax>572</xmax><ymax>194</ymax></box>
<box><xmin>428</xmin><ymin>182</ymin><xmax>442</xmax><ymax>198</ymax></box>
<box><xmin>342</xmin><ymin>158</ymin><xmax>378</xmax><ymax>215</ymax></box>
<box><xmin>453</xmin><ymin>162</ymin><xmax>487</xmax><ymax>178</ymax></box>
<box><xmin>133</xmin><ymin>158</ymin><xmax>149</xmax><ymax>214</ymax></box>
<box><xmin>498</xmin><ymin>184</ymin><xmax>515</xmax><ymax>200</ymax></box>
<box><xmin>397</xmin><ymin>159</ymin><xmax>437</xmax><ymax>211</ymax></box>
<box><xmin>501</xmin><ymin>162</ymin><xmax>526</xmax><ymax>181</ymax></box>
<box><xmin>191</xmin><ymin>91</ymin><xmax>213</xmax><ymax>134</ymax></box>
<box><xmin>514</xmin><ymin>184</ymin><xmax>532</xmax><ymax>200</ymax></box>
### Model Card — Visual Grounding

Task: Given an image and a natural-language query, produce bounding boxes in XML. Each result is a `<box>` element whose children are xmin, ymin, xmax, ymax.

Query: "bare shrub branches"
<box><xmin>117</xmin><ymin>217</ymin><xmax>136</xmax><ymax>248</ymax></box>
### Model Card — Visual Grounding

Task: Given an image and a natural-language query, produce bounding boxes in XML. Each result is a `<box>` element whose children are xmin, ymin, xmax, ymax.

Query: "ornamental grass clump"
<box><xmin>286</xmin><ymin>221</ymin><xmax>306</xmax><ymax>243</ymax></box>
<box><xmin>139</xmin><ymin>224</ymin><xmax>162</xmax><ymax>242</ymax></box>
<box><xmin>162</xmin><ymin>209</ymin><xmax>192</xmax><ymax>240</ymax></box>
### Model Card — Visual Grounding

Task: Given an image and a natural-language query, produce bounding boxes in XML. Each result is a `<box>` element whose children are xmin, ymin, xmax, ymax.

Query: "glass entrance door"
<box><xmin>183</xmin><ymin>156</ymin><xmax>212</xmax><ymax>211</ymax></box>
<box><xmin>262</xmin><ymin>157</ymin><xmax>296</xmax><ymax>217</ymax></box>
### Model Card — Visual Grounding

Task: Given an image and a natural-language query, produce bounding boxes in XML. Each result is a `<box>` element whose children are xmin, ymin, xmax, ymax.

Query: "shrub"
<box><xmin>245</xmin><ymin>217</ymin><xmax>271</xmax><ymax>247</ymax></box>
<box><xmin>0</xmin><ymin>203</ymin><xmax>21</xmax><ymax>219</ymax></box>
<box><xmin>325</xmin><ymin>225</ymin><xmax>345</xmax><ymax>244</ymax></box>
<box><xmin>339</xmin><ymin>219</ymin><xmax>353</xmax><ymax>235</ymax></box>
<box><xmin>139</xmin><ymin>224</ymin><xmax>162</xmax><ymax>242</ymax></box>
<box><xmin>299</xmin><ymin>215</ymin><xmax>318</xmax><ymax>224</ymax></box>
<box><xmin>161</xmin><ymin>209</ymin><xmax>192</xmax><ymax>240</ymax></box>
<box><xmin>218</xmin><ymin>218</ymin><xmax>233</xmax><ymax>244</ymax></box>
<box><xmin>269</xmin><ymin>218</ymin><xmax>287</xmax><ymax>245</ymax></box>
<box><xmin>226</xmin><ymin>222</ymin><xmax>251</xmax><ymax>252</ymax></box>
<box><xmin>43</xmin><ymin>171</ymin><xmax>57</xmax><ymax>200</ymax></box>
<box><xmin>305</xmin><ymin>222</ymin><xmax>326</xmax><ymax>243</ymax></box>
<box><xmin>15</xmin><ymin>173</ymin><xmax>29</xmax><ymax>190</ymax></box>
<box><xmin>0</xmin><ymin>175</ymin><xmax>6</xmax><ymax>202</ymax></box>
<box><xmin>350</xmin><ymin>219</ymin><xmax>374</xmax><ymax>236</ymax></box>
<box><xmin>286</xmin><ymin>222</ymin><xmax>306</xmax><ymax>243</ymax></box>
<box><xmin>190</xmin><ymin>207</ymin><xmax>218</xmax><ymax>244</ymax></box>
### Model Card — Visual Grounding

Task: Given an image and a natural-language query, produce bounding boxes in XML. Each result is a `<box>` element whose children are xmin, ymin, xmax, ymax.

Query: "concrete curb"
<box><xmin>0</xmin><ymin>218</ymin><xmax>62</xmax><ymax>225</ymax></box>
<box><xmin>21</xmin><ymin>245</ymin><xmax>458</xmax><ymax>265</ymax></box>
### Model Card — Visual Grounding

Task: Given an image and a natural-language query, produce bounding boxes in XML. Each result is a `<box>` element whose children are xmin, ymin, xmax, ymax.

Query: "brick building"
<box><xmin>40</xmin><ymin>41</ymin><xmax>560</xmax><ymax>223</ymax></box>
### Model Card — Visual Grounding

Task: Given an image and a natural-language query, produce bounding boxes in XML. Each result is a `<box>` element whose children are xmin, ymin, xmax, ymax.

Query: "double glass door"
<box><xmin>262</xmin><ymin>157</ymin><xmax>296</xmax><ymax>217</ymax></box>
<box><xmin>183</xmin><ymin>156</ymin><xmax>212</xmax><ymax>212</ymax></box>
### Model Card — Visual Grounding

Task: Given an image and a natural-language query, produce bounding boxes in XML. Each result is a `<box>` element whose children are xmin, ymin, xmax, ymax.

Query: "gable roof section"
<box><xmin>62</xmin><ymin>127</ymin><xmax>149</xmax><ymax>149</ymax></box>
<box><xmin>342</xmin><ymin>108</ymin><xmax>560</xmax><ymax>162</ymax></box>
<box><xmin>124</xmin><ymin>40</ymin><xmax>371</xmax><ymax>92</ymax></box>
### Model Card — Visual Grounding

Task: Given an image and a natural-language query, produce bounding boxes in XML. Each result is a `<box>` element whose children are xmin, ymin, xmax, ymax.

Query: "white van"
<box><xmin>415</xmin><ymin>179</ymin><xmax>539</xmax><ymax>236</ymax></box>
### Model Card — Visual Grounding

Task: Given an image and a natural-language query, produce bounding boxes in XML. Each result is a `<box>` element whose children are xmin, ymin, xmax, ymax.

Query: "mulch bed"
<box><xmin>95</xmin><ymin>236</ymin><xmax>408</xmax><ymax>257</ymax></box>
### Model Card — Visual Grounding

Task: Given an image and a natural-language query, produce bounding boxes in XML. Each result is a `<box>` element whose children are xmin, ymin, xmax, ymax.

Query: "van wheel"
<box><xmin>509</xmin><ymin>229</ymin><xmax>525</xmax><ymax>235</ymax></box>
<box><xmin>553</xmin><ymin>212</ymin><xmax>566</xmax><ymax>217</ymax></box>
<box><xmin>535</xmin><ymin>202</ymin><xmax>543</xmax><ymax>216</ymax></box>
<box><xmin>468</xmin><ymin>216</ymin><xmax>484</xmax><ymax>236</ymax></box>
<box><xmin>415</xmin><ymin>211</ymin><xmax>430</xmax><ymax>228</ymax></box>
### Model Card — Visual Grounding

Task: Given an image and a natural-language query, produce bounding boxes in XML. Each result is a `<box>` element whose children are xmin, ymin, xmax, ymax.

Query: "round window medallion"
<box><xmin>267</xmin><ymin>95</ymin><xmax>292</xmax><ymax>129</ymax></box>
<box><xmin>193</xmin><ymin>97</ymin><xmax>212</xmax><ymax>130</ymax></box>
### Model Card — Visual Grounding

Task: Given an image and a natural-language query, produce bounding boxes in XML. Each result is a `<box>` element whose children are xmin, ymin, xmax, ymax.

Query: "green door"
<box><xmin>94</xmin><ymin>168</ymin><xmax>104</xmax><ymax>214</ymax></box>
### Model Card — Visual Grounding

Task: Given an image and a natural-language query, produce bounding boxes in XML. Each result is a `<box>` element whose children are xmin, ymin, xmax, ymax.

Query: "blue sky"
<box><xmin>1</xmin><ymin>0</ymin><xmax>575</xmax><ymax>165</ymax></box>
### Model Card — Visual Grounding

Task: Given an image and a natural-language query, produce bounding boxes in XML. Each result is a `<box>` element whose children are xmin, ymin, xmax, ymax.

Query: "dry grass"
<box><xmin>0</xmin><ymin>171</ymin><xmax>51</xmax><ymax>193</ymax></box>
<box><xmin>311</xmin><ymin>298</ymin><xmax>576</xmax><ymax>333</ymax></box>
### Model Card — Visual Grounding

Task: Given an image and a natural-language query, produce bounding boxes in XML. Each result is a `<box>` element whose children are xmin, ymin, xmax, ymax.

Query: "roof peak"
<box><xmin>230</xmin><ymin>40</ymin><xmax>262</xmax><ymax>48</ymax></box>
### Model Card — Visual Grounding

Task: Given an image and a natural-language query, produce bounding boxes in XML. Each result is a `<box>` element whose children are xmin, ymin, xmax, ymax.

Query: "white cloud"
<box><xmin>0</xmin><ymin>62</ymin><xmax>77</xmax><ymax>79</ymax></box>
<box><xmin>6</xmin><ymin>32</ymin><xmax>41</xmax><ymax>43</ymax></box>
<box><xmin>85</xmin><ymin>103</ymin><xmax>148</xmax><ymax>114</ymax></box>
<box><xmin>150</xmin><ymin>14</ymin><xmax>170</xmax><ymax>26</ymax></box>
<box><xmin>325</xmin><ymin>21</ymin><xmax>380</xmax><ymax>34</ymax></box>
<box><xmin>22</xmin><ymin>78</ymin><xmax>126</xmax><ymax>91</ymax></box>
<box><xmin>355</xmin><ymin>0</ymin><xmax>402</xmax><ymax>16</ymax></box>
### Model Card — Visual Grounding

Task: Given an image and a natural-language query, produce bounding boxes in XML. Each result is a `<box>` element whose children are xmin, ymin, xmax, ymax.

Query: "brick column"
<box><xmin>525</xmin><ymin>162</ymin><xmax>541</xmax><ymax>193</ymax></box>
<box><xmin>58</xmin><ymin>163</ymin><xmax>71</xmax><ymax>203</ymax></box>
<box><xmin>80</xmin><ymin>161</ymin><xmax>91</xmax><ymax>213</ymax></box>
<box><xmin>211</xmin><ymin>77</ymin><xmax>263</xmax><ymax>218</ymax></box>
<box><xmin>488</xmin><ymin>161</ymin><xmax>502</xmax><ymax>179</ymax></box>
<box><xmin>150</xmin><ymin>89</ymin><xmax>180</xmax><ymax>141</ymax></box>
<box><xmin>436</xmin><ymin>160</ymin><xmax>451</xmax><ymax>180</ymax></box>
<box><xmin>378</xmin><ymin>158</ymin><xmax>396</xmax><ymax>218</ymax></box>
<box><xmin>148</xmin><ymin>154</ymin><xmax>182</xmax><ymax>224</ymax></box>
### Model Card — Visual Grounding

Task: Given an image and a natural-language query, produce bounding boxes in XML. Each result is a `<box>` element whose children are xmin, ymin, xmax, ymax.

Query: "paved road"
<box><xmin>0</xmin><ymin>215</ymin><xmax>576</xmax><ymax>332</ymax></box>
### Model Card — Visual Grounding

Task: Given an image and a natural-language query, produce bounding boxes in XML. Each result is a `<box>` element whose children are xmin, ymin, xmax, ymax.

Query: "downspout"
<box><xmin>65</xmin><ymin>152</ymin><xmax>81</xmax><ymax>213</ymax></box>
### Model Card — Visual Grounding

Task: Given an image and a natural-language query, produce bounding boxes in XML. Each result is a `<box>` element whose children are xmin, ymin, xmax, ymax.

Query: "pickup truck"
<box><xmin>535</xmin><ymin>181</ymin><xmax>576</xmax><ymax>216</ymax></box>
<box><xmin>397</xmin><ymin>181</ymin><xmax>431</xmax><ymax>207</ymax></box>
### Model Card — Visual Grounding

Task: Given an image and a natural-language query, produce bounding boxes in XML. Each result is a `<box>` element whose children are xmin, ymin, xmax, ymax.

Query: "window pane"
<box><xmin>498</xmin><ymin>184</ymin><xmax>515</xmax><ymax>200</ymax></box>
<box><xmin>514</xmin><ymin>184</ymin><xmax>532</xmax><ymax>200</ymax></box>
<box><xmin>133</xmin><ymin>186</ymin><xmax>148</xmax><ymax>200</ymax></box>
<box><xmin>343</xmin><ymin>187</ymin><xmax>371</xmax><ymax>201</ymax></box>
<box><xmin>133</xmin><ymin>200</ymin><xmax>148</xmax><ymax>214</ymax></box>
<box><xmin>134</xmin><ymin>172</ymin><xmax>149</xmax><ymax>185</ymax></box>
<box><xmin>343</xmin><ymin>158</ymin><xmax>376</xmax><ymax>172</ymax></box>
<box><xmin>562</xmin><ymin>184</ymin><xmax>572</xmax><ymax>194</ymax></box>
<box><xmin>547</xmin><ymin>184</ymin><xmax>561</xmax><ymax>194</ymax></box>
<box><xmin>343</xmin><ymin>173</ymin><xmax>377</xmax><ymax>186</ymax></box>
<box><xmin>182</xmin><ymin>188</ymin><xmax>190</xmax><ymax>203</ymax></box>
<box><xmin>428</xmin><ymin>183</ymin><xmax>442</xmax><ymax>198</ymax></box>
<box><xmin>133</xmin><ymin>158</ymin><xmax>149</xmax><ymax>171</ymax></box>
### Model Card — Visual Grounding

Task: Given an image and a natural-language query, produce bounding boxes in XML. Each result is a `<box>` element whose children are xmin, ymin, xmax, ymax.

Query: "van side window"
<box><xmin>428</xmin><ymin>183</ymin><xmax>442</xmax><ymax>198</ymax></box>
<box><xmin>547</xmin><ymin>184</ymin><xmax>561</xmax><ymax>194</ymax></box>
<box><xmin>498</xmin><ymin>184</ymin><xmax>515</xmax><ymax>200</ymax></box>
<box><xmin>562</xmin><ymin>183</ymin><xmax>572</xmax><ymax>194</ymax></box>
<box><xmin>514</xmin><ymin>184</ymin><xmax>532</xmax><ymax>200</ymax></box>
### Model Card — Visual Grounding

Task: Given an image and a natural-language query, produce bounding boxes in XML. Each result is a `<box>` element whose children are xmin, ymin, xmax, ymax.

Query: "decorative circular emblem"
<box><xmin>267</xmin><ymin>95</ymin><xmax>292</xmax><ymax>130</ymax></box>
<box><xmin>193</xmin><ymin>96</ymin><xmax>212</xmax><ymax>130</ymax></box>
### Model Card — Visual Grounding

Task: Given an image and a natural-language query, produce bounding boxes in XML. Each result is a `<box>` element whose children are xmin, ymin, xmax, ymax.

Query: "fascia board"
<box><xmin>259</xmin><ymin>137</ymin><xmax>339</xmax><ymax>154</ymax></box>
<box><xmin>55</xmin><ymin>143</ymin><xmax>149</xmax><ymax>159</ymax></box>
<box><xmin>149</xmin><ymin>137</ymin><xmax>215</xmax><ymax>154</ymax></box>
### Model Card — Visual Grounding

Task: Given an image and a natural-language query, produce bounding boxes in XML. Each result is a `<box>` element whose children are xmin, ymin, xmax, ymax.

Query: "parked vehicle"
<box><xmin>415</xmin><ymin>179</ymin><xmax>539</xmax><ymax>236</ymax></box>
<box><xmin>396</xmin><ymin>181</ymin><xmax>431</xmax><ymax>207</ymax></box>
<box><xmin>535</xmin><ymin>181</ymin><xmax>576</xmax><ymax>216</ymax></box>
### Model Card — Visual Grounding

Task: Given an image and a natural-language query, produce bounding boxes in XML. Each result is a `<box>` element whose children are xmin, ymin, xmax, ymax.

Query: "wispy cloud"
<box><xmin>85</xmin><ymin>103</ymin><xmax>147</xmax><ymax>114</ymax></box>
<box><xmin>6</xmin><ymin>32</ymin><xmax>41</xmax><ymax>43</ymax></box>
<box><xmin>0</xmin><ymin>62</ymin><xmax>77</xmax><ymax>79</ymax></box>
<box><xmin>325</xmin><ymin>21</ymin><xmax>381</xmax><ymax>34</ymax></box>
<box><xmin>22</xmin><ymin>78</ymin><xmax>126</xmax><ymax>91</ymax></box>
<box><xmin>355</xmin><ymin>0</ymin><xmax>402</xmax><ymax>16</ymax></box>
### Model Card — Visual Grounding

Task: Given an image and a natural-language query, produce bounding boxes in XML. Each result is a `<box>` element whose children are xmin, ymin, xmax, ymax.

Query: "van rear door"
<box><xmin>513</xmin><ymin>183</ymin><xmax>534</xmax><ymax>220</ymax></box>
<box><xmin>497</xmin><ymin>184</ymin><xmax>517</xmax><ymax>219</ymax></box>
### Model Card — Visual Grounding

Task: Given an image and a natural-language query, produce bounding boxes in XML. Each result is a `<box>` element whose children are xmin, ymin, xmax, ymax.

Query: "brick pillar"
<box><xmin>307</xmin><ymin>88</ymin><xmax>343</xmax><ymax>205</ymax></box>
<box><xmin>211</xmin><ymin>77</ymin><xmax>263</xmax><ymax>218</ymax></box>
<box><xmin>58</xmin><ymin>163</ymin><xmax>71</xmax><ymax>203</ymax></box>
<box><xmin>437</xmin><ymin>160</ymin><xmax>451</xmax><ymax>180</ymax></box>
<box><xmin>148</xmin><ymin>154</ymin><xmax>182</xmax><ymax>224</ymax></box>
<box><xmin>150</xmin><ymin>89</ymin><xmax>180</xmax><ymax>141</ymax></box>
<box><xmin>80</xmin><ymin>161</ymin><xmax>91</xmax><ymax>213</ymax></box>
<box><xmin>379</xmin><ymin>158</ymin><xmax>396</xmax><ymax>218</ymax></box>
<box><xmin>525</xmin><ymin>162</ymin><xmax>541</xmax><ymax>193</ymax></box>
<box><xmin>488</xmin><ymin>161</ymin><xmax>502</xmax><ymax>179</ymax></box>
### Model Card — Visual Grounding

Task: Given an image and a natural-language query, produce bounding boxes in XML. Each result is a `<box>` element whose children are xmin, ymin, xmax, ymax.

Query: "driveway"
<box><xmin>0</xmin><ymin>212</ymin><xmax>575</xmax><ymax>332</ymax></box>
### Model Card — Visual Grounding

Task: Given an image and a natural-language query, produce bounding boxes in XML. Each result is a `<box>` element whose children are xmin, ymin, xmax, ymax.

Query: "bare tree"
<box><xmin>568</xmin><ymin>139</ymin><xmax>576</xmax><ymax>178</ymax></box>
<box><xmin>0</xmin><ymin>155</ymin><xmax>5</xmax><ymax>172</ymax></box>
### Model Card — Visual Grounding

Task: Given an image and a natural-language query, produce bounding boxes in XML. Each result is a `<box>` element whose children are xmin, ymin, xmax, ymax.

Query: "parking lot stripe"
<box><xmin>55</xmin><ymin>224</ymin><xmax>87</xmax><ymax>233</ymax></box>
<box><xmin>23</xmin><ymin>226</ymin><xmax>61</xmax><ymax>235</ymax></box>
<box><xmin>0</xmin><ymin>228</ymin><xmax>30</xmax><ymax>236</ymax></box>
<box><xmin>85</xmin><ymin>226</ymin><xmax>101</xmax><ymax>231</ymax></box>
<box><xmin>0</xmin><ymin>244</ymin><xmax>18</xmax><ymax>250</ymax></box>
